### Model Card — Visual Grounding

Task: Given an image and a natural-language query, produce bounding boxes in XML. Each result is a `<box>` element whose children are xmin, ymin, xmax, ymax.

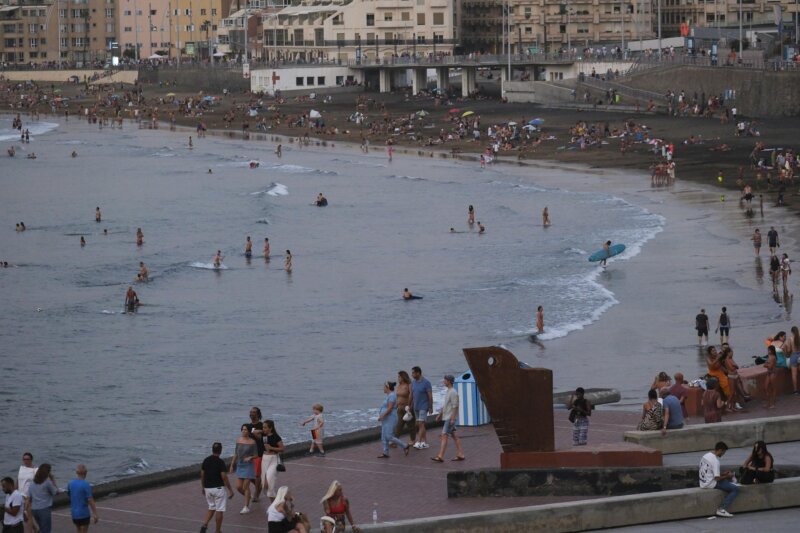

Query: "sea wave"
<box><xmin>0</xmin><ymin>121</ymin><xmax>59</xmax><ymax>142</ymax></box>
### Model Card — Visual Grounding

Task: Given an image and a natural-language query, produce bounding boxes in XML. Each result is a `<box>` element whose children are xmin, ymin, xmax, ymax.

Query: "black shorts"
<box><xmin>697</xmin><ymin>328</ymin><xmax>708</xmax><ymax>336</ymax></box>
<box><xmin>719</xmin><ymin>327</ymin><xmax>729</xmax><ymax>336</ymax></box>
<box><xmin>3</xmin><ymin>523</ymin><xmax>24</xmax><ymax>533</ymax></box>
<box><xmin>72</xmin><ymin>517</ymin><xmax>91</xmax><ymax>527</ymax></box>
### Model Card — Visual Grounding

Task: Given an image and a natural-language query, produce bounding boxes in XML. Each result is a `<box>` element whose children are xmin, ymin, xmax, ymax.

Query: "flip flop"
<box><xmin>404</xmin><ymin>445</ymin><xmax>411</xmax><ymax>456</ymax></box>
<box><xmin>430</xmin><ymin>456</ymin><xmax>444</xmax><ymax>462</ymax></box>
<box><xmin>451</xmin><ymin>457</ymin><xmax>465</xmax><ymax>461</ymax></box>
<box><xmin>377</xmin><ymin>454</ymin><xmax>389</xmax><ymax>458</ymax></box>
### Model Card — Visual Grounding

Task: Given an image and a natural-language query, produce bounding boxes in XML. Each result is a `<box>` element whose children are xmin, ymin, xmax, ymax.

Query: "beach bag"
<box><xmin>276</xmin><ymin>454</ymin><xmax>286</xmax><ymax>472</ymax></box>
<box><xmin>568</xmin><ymin>409</ymin><xmax>578</xmax><ymax>423</ymax></box>
<box><xmin>403</xmin><ymin>406</ymin><xmax>413</xmax><ymax>422</ymax></box>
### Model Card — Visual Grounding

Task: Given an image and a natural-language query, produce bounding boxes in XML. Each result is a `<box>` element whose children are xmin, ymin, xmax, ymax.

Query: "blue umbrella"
<box><xmin>529</xmin><ymin>118</ymin><xmax>545</xmax><ymax>125</ymax></box>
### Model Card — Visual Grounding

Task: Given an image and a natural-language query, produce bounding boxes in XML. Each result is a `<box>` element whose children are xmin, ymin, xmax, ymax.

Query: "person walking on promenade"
<box><xmin>752</xmin><ymin>228</ymin><xmax>762</xmax><ymax>256</ymax></box>
<box><xmin>411</xmin><ymin>366</ymin><xmax>433</xmax><ymax>449</ymax></box>
<box><xmin>715</xmin><ymin>307</ymin><xmax>731</xmax><ymax>344</ymax></box>
<box><xmin>16</xmin><ymin>452</ymin><xmax>36</xmax><ymax>532</ymax></box>
<box><xmin>781</xmin><ymin>253</ymin><xmax>791</xmax><ymax>291</ymax></box>
<box><xmin>767</xmin><ymin>226</ymin><xmax>779</xmax><ymax>256</ymax></box>
<box><xmin>320</xmin><ymin>481</ymin><xmax>360</xmax><ymax>533</ymax></box>
<box><xmin>568</xmin><ymin>387</ymin><xmax>592</xmax><ymax>445</ymax></box>
<box><xmin>266</xmin><ymin>487</ymin><xmax>307</xmax><ymax>533</ymax></box>
<box><xmin>377</xmin><ymin>381</ymin><xmax>412</xmax><ymax>458</ymax></box>
<box><xmin>393</xmin><ymin>371</ymin><xmax>416</xmax><ymax>444</ymax></box>
<box><xmin>67</xmin><ymin>464</ymin><xmax>98</xmax><ymax>532</ymax></box>
<box><xmin>301</xmin><ymin>404</ymin><xmax>325</xmax><ymax>456</ymax></box>
<box><xmin>200</xmin><ymin>442</ymin><xmax>234</xmax><ymax>533</ymax></box>
<box><xmin>230</xmin><ymin>424</ymin><xmax>258</xmax><ymax>514</ymax></box>
<box><xmin>24</xmin><ymin>464</ymin><xmax>58</xmax><ymax>533</ymax></box>
<box><xmin>261</xmin><ymin>420</ymin><xmax>285</xmax><ymax>501</ymax></box>
<box><xmin>245</xmin><ymin>407</ymin><xmax>265</xmax><ymax>502</ymax></box>
<box><xmin>695</xmin><ymin>308</ymin><xmax>710</xmax><ymax>347</ymax></box>
<box><xmin>2</xmin><ymin>477</ymin><xmax>24</xmax><ymax>533</ymax></box>
<box><xmin>431</xmin><ymin>375</ymin><xmax>465</xmax><ymax>463</ymax></box>
<box><xmin>699</xmin><ymin>441</ymin><xmax>738</xmax><ymax>518</ymax></box>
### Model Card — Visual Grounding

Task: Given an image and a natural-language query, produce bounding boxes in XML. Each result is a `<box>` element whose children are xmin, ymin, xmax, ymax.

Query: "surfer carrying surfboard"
<box><xmin>601</xmin><ymin>241</ymin><xmax>612</xmax><ymax>266</ymax></box>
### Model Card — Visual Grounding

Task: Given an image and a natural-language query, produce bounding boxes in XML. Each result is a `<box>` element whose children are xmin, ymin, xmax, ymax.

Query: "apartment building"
<box><xmin>660</xmin><ymin>0</ymin><xmax>800</xmax><ymax>37</ymax></box>
<box><xmin>262</xmin><ymin>0</ymin><xmax>457</xmax><ymax>63</ymax></box>
<box><xmin>117</xmin><ymin>0</ymin><xmax>172</xmax><ymax>58</ymax></box>
<box><xmin>461</xmin><ymin>0</ymin><xmax>654</xmax><ymax>54</ymax></box>
<box><xmin>165</xmin><ymin>0</ymin><xmax>225</xmax><ymax>59</ymax></box>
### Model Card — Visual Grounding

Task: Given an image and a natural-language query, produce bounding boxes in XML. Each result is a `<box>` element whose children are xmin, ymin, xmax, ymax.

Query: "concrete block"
<box><xmin>624</xmin><ymin>414</ymin><xmax>800</xmax><ymax>454</ymax></box>
<box><xmin>360</xmin><ymin>477</ymin><xmax>800</xmax><ymax>533</ymax></box>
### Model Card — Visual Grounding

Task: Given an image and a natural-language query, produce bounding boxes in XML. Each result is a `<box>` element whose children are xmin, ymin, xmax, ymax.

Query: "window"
<box><xmin>106</xmin><ymin>8</ymin><xmax>114</xmax><ymax>17</ymax></box>
<box><xmin>384</xmin><ymin>12</ymin><xmax>392</xmax><ymax>22</ymax></box>
<box><xmin>317</xmin><ymin>76</ymin><xmax>325</xmax><ymax>85</ymax></box>
<box><xmin>416</xmin><ymin>34</ymin><xmax>426</xmax><ymax>43</ymax></box>
<box><xmin>29</xmin><ymin>38</ymin><xmax>38</xmax><ymax>48</ymax></box>
<box><xmin>524</xmin><ymin>7</ymin><xmax>532</xmax><ymax>19</ymax></box>
<box><xmin>401</xmin><ymin>12</ymin><xmax>410</xmax><ymax>21</ymax></box>
<box><xmin>296</xmin><ymin>77</ymin><xmax>304</xmax><ymax>86</ymax></box>
<box><xmin>124</xmin><ymin>26</ymin><xmax>132</xmax><ymax>32</ymax></box>
<box><xmin>306</xmin><ymin>76</ymin><xmax>314</xmax><ymax>85</ymax></box>
<box><xmin>366</xmin><ymin>14</ymin><xmax>374</xmax><ymax>26</ymax></box>
<box><xmin>185</xmin><ymin>9</ymin><xmax>191</xmax><ymax>16</ymax></box>
<box><xmin>201</xmin><ymin>9</ymin><xmax>206</xmax><ymax>15</ymax></box>
<box><xmin>433</xmin><ymin>12</ymin><xmax>444</xmax><ymax>25</ymax></box>
<box><xmin>336</xmin><ymin>32</ymin><xmax>345</xmax><ymax>44</ymax></box>
<box><xmin>29</xmin><ymin>24</ymin><xmax>37</xmax><ymax>33</ymax></box>
<box><xmin>136</xmin><ymin>9</ymin><xmax>142</xmax><ymax>15</ymax></box>
<box><xmin>60</xmin><ymin>37</ymin><xmax>67</xmax><ymax>48</ymax></box>
<box><xmin>212</xmin><ymin>9</ymin><xmax>217</xmax><ymax>16</ymax></box>
<box><xmin>366</xmin><ymin>32</ymin><xmax>375</xmax><ymax>45</ymax></box>
<box><xmin>416</xmin><ymin>13</ymin><xmax>425</xmax><ymax>25</ymax></box>
<box><xmin>525</xmin><ymin>26</ymin><xmax>532</xmax><ymax>34</ymax></box>
<box><xmin>29</xmin><ymin>52</ymin><xmax>38</xmax><ymax>59</ymax></box>
<box><xmin>433</xmin><ymin>33</ymin><xmax>443</xmax><ymax>43</ymax></box>
<box><xmin>59</xmin><ymin>9</ymin><xmax>66</xmax><ymax>18</ymax></box>
<box><xmin>560</xmin><ymin>24</ymin><xmax>566</xmax><ymax>34</ymax></box>
<box><xmin>150</xmin><ymin>9</ymin><xmax>156</xmax><ymax>15</ymax></box>
<box><xmin>385</xmin><ymin>32</ymin><xmax>393</xmax><ymax>43</ymax></box>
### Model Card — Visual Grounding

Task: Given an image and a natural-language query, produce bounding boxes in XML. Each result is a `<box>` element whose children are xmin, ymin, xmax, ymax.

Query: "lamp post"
<box><xmin>621</xmin><ymin>0</ymin><xmax>625</xmax><ymax>58</ymax></box>
<box><xmin>506</xmin><ymin>0</ymin><xmax>511</xmax><ymax>79</ymax></box>
<box><xmin>739</xmin><ymin>0</ymin><xmax>743</xmax><ymax>57</ymax></box>
<box><xmin>134</xmin><ymin>0</ymin><xmax>140</xmax><ymax>61</ymax></box>
<box><xmin>657</xmin><ymin>0</ymin><xmax>662</xmax><ymax>55</ymax></box>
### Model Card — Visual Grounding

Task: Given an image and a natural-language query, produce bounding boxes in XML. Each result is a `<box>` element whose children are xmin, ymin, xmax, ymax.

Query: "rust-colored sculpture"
<box><xmin>463</xmin><ymin>346</ymin><xmax>554</xmax><ymax>453</ymax></box>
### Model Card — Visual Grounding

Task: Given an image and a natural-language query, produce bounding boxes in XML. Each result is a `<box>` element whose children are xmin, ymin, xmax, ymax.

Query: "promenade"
<box><xmin>48</xmin><ymin>396</ymin><xmax>800</xmax><ymax>532</ymax></box>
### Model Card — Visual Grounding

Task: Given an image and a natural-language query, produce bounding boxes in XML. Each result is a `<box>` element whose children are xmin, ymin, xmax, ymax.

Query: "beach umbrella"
<box><xmin>309</xmin><ymin>109</ymin><xmax>322</xmax><ymax>118</ymax></box>
<box><xmin>166</xmin><ymin>92</ymin><xmax>176</xmax><ymax>97</ymax></box>
<box><xmin>416</xmin><ymin>110</ymin><xmax>428</xmax><ymax>117</ymax></box>
<box><xmin>448</xmin><ymin>108</ymin><xmax>461</xmax><ymax>114</ymax></box>
<box><xmin>529</xmin><ymin>118</ymin><xmax>545</xmax><ymax>125</ymax></box>
<box><xmin>53</xmin><ymin>88</ymin><xmax>62</xmax><ymax>93</ymax></box>
<box><xmin>462</xmin><ymin>111</ymin><xmax>474</xmax><ymax>117</ymax></box>
<box><xmin>148</xmin><ymin>54</ymin><xmax>164</xmax><ymax>60</ymax></box>
<box><xmin>522</xmin><ymin>124</ymin><xmax>536</xmax><ymax>130</ymax></box>
<box><xmin>508</xmin><ymin>121</ymin><xmax>517</xmax><ymax>126</ymax></box>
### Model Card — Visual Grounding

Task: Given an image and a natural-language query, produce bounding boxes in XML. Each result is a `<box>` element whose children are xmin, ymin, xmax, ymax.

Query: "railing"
<box><xmin>579</xmin><ymin>75</ymin><xmax>665</xmax><ymax>104</ymax></box>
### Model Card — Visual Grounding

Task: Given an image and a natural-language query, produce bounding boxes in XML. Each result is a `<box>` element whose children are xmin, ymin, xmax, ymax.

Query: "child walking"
<box><xmin>301</xmin><ymin>403</ymin><xmax>326</xmax><ymax>456</ymax></box>
<box><xmin>569</xmin><ymin>387</ymin><xmax>592</xmax><ymax>446</ymax></box>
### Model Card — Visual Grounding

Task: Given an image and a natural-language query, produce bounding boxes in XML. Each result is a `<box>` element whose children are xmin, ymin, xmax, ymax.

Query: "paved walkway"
<box><xmin>50</xmin><ymin>396</ymin><xmax>800</xmax><ymax>532</ymax></box>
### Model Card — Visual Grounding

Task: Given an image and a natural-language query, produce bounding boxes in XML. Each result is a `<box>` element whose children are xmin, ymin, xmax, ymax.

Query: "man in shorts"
<box><xmin>767</xmin><ymin>226</ymin><xmax>779</xmax><ymax>256</ymax></box>
<box><xmin>245</xmin><ymin>407</ymin><xmax>264</xmax><ymax>501</ymax></box>
<box><xmin>431</xmin><ymin>375</ymin><xmax>465</xmax><ymax>462</ymax></box>
<box><xmin>695</xmin><ymin>308</ymin><xmax>710</xmax><ymax>347</ymax></box>
<box><xmin>200</xmin><ymin>442</ymin><xmax>234</xmax><ymax>533</ymax></box>
<box><xmin>411</xmin><ymin>366</ymin><xmax>433</xmax><ymax>449</ymax></box>
<box><xmin>67</xmin><ymin>465</ymin><xmax>98</xmax><ymax>532</ymax></box>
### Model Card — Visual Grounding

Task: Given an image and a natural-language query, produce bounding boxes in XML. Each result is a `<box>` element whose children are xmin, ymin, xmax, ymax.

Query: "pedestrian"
<box><xmin>199</xmin><ymin>442</ymin><xmax>234</xmax><ymax>533</ymax></box>
<box><xmin>377</xmin><ymin>381</ymin><xmax>412</xmax><ymax>458</ymax></box>
<box><xmin>770</xmin><ymin>254</ymin><xmax>781</xmax><ymax>293</ymax></box>
<box><xmin>2</xmin><ymin>477</ymin><xmax>24</xmax><ymax>533</ymax></box>
<box><xmin>320</xmin><ymin>481</ymin><xmax>360</xmax><ymax>533</ymax></box>
<box><xmin>285</xmin><ymin>250</ymin><xmax>292</xmax><ymax>273</ymax></box>
<box><xmin>230</xmin><ymin>424</ymin><xmax>257</xmax><ymax>514</ymax></box>
<box><xmin>695</xmin><ymin>308</ymin><xmax>710</xmax><ymax>347</ymax></box>
<box><xmin>245</xmin><ymin>407</ymin><xmax>265</xmax><ymax>502</ymax></box>
<box><xmin>767</xmin><ymin>226</ymin><xmax>779</xmax><ymax>256</ymax></box>
<box><xmin>261</xmin><ymin>420</ymin><xmax>285</xmax><ymax>501</ymax></box>
<box><xmin>430</xmin><ymin>375</ymin><xmax>465</xmax><ymax>462</ymax></box>
<box><xmin>16</xmin><ymin>452</ymin><xmax>36</xmax><ymax>516</ymax></box>
<box><xmin>300</xmin><ymin>404</ymin><xmax>325</xmax><ymax>456</ymax></box>
<box><xmin>410</xmin><ymin>366</ymin><xmax>433</xmax><ymax>449</ymax></box>
<box><xmin>660</xmin><ymin>387</ymin><xmax>684</xmax><ymax>434</ymax></box>
<box><xmin>67</xmin><ymin>464</ymin><xmax>98</xmax><ymax>532</ymax></box>
<box><xmin>699</xmin><ymin>441</ymin><xmax>738</xmax><ymax>517</ymax></box>
<box><xmin>542</xmin><ymin>206</ymin><xmax>551</xmax><ymax>226</ymax></box>
<box><xmin>24</xmin><ymin>464</ymin><xmax>58</xmax><ymax>533</ymax></box>
<box><xmin>715</xmin><ymin>306</ymin><xmax>731</xmax><ymax>344</ymax></box>
<box><xmin>393</xmin><ymin>371</ymin><xmax>416</xmax><ymax>444</ymax></box>
<box><xmin>568</xmin><ymin>387</ymin><xmax>592</xmax><ymax>445</ymax></box>
<box><xmin>266</xmin><ymin>487</ymin><xmax>307</xmax><ymax>533</ymax></box>
<box><xmin>536</xmin><ymin>305</ymin><xmax>544</xmax><ymax>335</ymax></box>
<box><xmin>781</xmin><ymin>253</ymin><xmax>791</xmax><ymax>291</ymax></box>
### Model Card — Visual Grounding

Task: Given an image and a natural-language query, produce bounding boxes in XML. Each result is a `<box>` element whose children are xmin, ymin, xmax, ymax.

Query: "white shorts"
<box><xmin>204</xmin><ymin>487</ymin><xmax>227</xmax><ymax>512</ymax></box>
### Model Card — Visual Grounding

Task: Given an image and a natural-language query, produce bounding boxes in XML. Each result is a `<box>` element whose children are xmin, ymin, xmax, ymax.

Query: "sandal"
<box><xmin>430</xmin><ymin>456</ymin><xmax>444</xmax><ymax>462</ymax></box>
<box><xmin>451</xmin><ymin>456</ymin><xmax>465</xmax><ymax>461</ymax></box>
<box><xmin>404</xmin><ymin>445</ymin><xmax>411</xmax><ymax>456</ymax></box>
<box><xmin>377</xmin><ymin>454</ymin><xmax>389</xmax><ymax>458</ymax></box>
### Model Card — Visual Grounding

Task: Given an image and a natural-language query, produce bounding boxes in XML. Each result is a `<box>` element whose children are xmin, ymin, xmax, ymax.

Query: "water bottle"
<box><xmin>372</xmin><ymin>502</ymin><xmax>378</xmax><ymax>524</ymax></box>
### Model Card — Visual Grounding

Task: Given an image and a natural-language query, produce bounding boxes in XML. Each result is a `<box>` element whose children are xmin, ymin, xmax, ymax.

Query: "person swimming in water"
<box><xmin>468</xmin><ymin>205</ymin><xmax>475</xmax><ymax>225</ymax></box>
<box><xmin>601</xmin><ymin>240</ymin><xmax>612</xmax><ymax>267</ymax></box>
<box><xmin>264</xmin><ymin>237</ymin><xmax>270</xmax><ymax>258</ymax></box>
<box><xmin>478</xmin><ymin>221</ymin><xmax>485</xmax><ymax>234</ymax></box>
<box><xmin>95</xmin><ymin>207</ymin><xmax>101</xmax><ymax>223</ymax></box>
<box><xmin>207</xmin><ymin>168</ymin><xmax>213</xmax><ymax>174</ymax></box>
<box><xmin>403</xmin><ymin>288</ymin><xmax>422</xmax><ymax>300</ymax></box>
<box><xmin>80</xmin><ymin>236</ymin><xmax>86</xmax><ymax>246</ymax></box>
<box><xmin>245</xmin><ymin>236</ymin><xmax>252</xmax><ymax>258</ymax></box>
<box><xmin>136</xmin><ymin>228</ymin><xmax>144</xmax><ymax>246</ymax></box>
<box><xmin>71</xmin><ymin>150</ymin><xmax>77</xmax><ymax>158</ymax></box>
<box><xmin>138</xmin><ymin>261</ymin><xmax>149</xmax><ymax>281</ymax></box>
<box><xmin>450</xmin><ymin>227</ymin><xmax>455</xmax><ymax>233</ymax></box>
<box><xmin>213</xmin><ymin>250</ymin><xmax>224</xmax><ymax>268</ymax></box>
<box><xmin>285</xmin><ymin>250</ymin><xmax>292</xmax><ymax>272</ymax></box>
<box><xmin>316</xmin><ymin>193</ymin><xmax>328</xmax><ymax>207</ymax></box>
<box><xmin>125</xmin><ymin>286</ymin><xmax>140</xmax><ymax>311</ymax></box>
<box><xmin>103</xmin><ymin>228</ymin><xmax>108</xmax><ymax>235</ymax></box>
<box><xmin>249</xmin><ymin>161</ymin><xmax>259</xmax><ymax>169</ymax></box>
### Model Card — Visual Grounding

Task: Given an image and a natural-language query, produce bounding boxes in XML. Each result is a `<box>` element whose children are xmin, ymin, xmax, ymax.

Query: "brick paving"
<box><xmin>49</xmin><ymin>397</ymin><xmax>800</xmax><ymax>532</ymax></box>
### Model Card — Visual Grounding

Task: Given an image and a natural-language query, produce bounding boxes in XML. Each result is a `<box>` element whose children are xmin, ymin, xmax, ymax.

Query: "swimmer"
<box><xmin>80</xmin><ymin>236</ymin><xmax>86</xmax><ymax>247</ymax></box>
<box><xmin>124</xmin><ymin>286</ymin><xmax>140</xmax><ymax>311</ymax></box>
<box><xmin>249</xmin><ymin>161</ymin><xmax>259</xmax><ymax>169</ymax></box>
<box><xmin>478</xmin><ymin>221</ymin><xmax>485</xmax><ymax>234</ymax></box>
<box><xmin>245</xmin><ymin>236</ymin><xmax>252</xmax><ymax>258</ymax></box>
<box><xmin>207</xmin><ymin>168</ymin><xmax>213</xmax><ymax>174</ymax></box>
<box><xmin>542</xmin><ymin>207</ymin><xmax>551</xmax><ymax>227</ymax></box>
<box><xmin>71</xmin><ymin>150</ymin><xmax>77</xmax><ymax>158</ymax></box>
<box><xmin>468</xmin><ymin>205</ymin><xmax>475</xmax><ymax>225</ymax></box>
<box><xmin>402</xmin><ymin>288</ymin><xmax>422</xmax><ymax>300</ymax></box>
<box><xmin>285</xmin><ymin>250</ymin><xmax>292</xmax><ymax>272</ymax></box>
<box><xmin>26</xmin><ymin>152</ymin><xmax>36</xmax><ymax>159</ymax></box>
<box><xmin>19</xmin><ymin>222</ymin><xmax>25</xmax><ymax>231</ymax></box>
<box><xmin>103</xmin><ymin>228</ymin><xmax>108</xmax><ymax>235</ymax></box>
<box><xmin>601</xmin><ymin>240</ymin><xmax>611</xmax><ymax>267</ymax></box>
<box><xmin>536</xmin><ymin>306</ymin><xmax>544</xmax><ymax>334</ymax></box>
<box><xmin>136</xmin><ymin>228</ymin><xmax>144</xmax><ymax>246</ymax></box>
<box><xmin>450</xmin><ymin>227</ymin><xmax>455</xmax><ymax>233</ymax></box>
<box><xmin>7</xmin><ymin>146</ymin><xmax>15</xmax><ymax>157</ymax></box>
<box><xmin>95</xmin><ymin>207</ymin><xmax>101</xmax><ymax>223</ymax></box>
<box><xmin>15</xmin><ymin>223</ymin><xmax>20</xmax><ymax>232</ymax></box>
<box><xmin>275</xmin><ymin>144</ymin><xmax>282</xmax><ymax>157</ymax></box>
<box><xmin>213</xmin><ymin>250</ymin><xmax>224</xmax><ymax>268</ymax></box>
<box><xmin>264</xmin><ymin>237</ymin><xmax>270</xmax><ymax>258</ymax></box>
<box><xmin>316</xmin><ymin>193</ymin><xmax>328</xmax><ymax>207</ymax></box>
<box><xmin>138</xmin><ymin>261</ymin><xmax>149</xmax><ymax>281</ymax></box>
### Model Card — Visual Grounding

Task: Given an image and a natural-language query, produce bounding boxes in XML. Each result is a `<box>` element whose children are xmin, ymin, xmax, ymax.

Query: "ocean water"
<box><xmin>0</xmin><ymin>117</ymin><xmax>663</xmax><ymax>481</ymax></box>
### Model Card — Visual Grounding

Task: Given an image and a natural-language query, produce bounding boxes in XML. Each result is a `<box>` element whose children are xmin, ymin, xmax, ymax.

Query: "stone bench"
<box><xmin>684</xmin><ymin>366</ymin><xmax>792</xmax><ymax>417</ymax></box>
<box><xmin>360</xmin><ymin>477</ymin><xmax>800</xmax><ymax>533</ymax></box>
<box><xmin>623</xmin><ymin>414</ymin><xmax>800</xmax><ymax>454</ymax></box>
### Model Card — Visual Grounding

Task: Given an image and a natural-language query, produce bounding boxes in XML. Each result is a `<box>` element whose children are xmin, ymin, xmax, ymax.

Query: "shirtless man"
<box><xmin>403</xmin><ymin>288</ymin><xmax>414</xmax><ymax>300</ymax></box>
<box><xmin>536</xmin><ymin>306</ymin><xmax>544</xmax><ymax>334</ymax></box>
<box><xmin>284</xmin><ymin>250</ymin><xmax>292</xmax><ymax>272</ymax></box>
<box><xmin>136</xmin><ymin>228</ymin><xmax>144</xmax><ymax>246</ymax></box>
<box><xmin>478</xmin><ymin>222</ymin><xmax>485</xmax><ymax>234</ymax></box>
<box><xmin>468</xmin><ymin>205</ymin><xmax>475</xmax><ymax>225</ymax></box>
<box><xmin>275</xmin><ymin>144</ymin><xmax>282</xmax><ymax>157</ymax></box>
<box><xmin>125</xmin><ymin>286</ymin><xmax>139</xmax><ymax>311</ymax></box>
<box><xmin>138</xmin><ymin>262</ymin><xmax>149</xmax><ymax>281</ymax></box>
<box><xmin>263</xmin><ymin>238</ymin><xmax>270</xmax><ymax>258</ymax></box>
<box><xmin>542</xmin><ymin>207</ymin><xmax>551</xmax><ymax>227</ymax></box>
<box><xmin>601</xmin><ymin>240</ymin><xmax>612</xmax><ymax>267</ymax></box>
<box><xmin>95</xmin><ymin>207</ymin><xmax>101</xmax><ymax>223</ymax></box>
<box><xmin>245</xmin><ymin>236</ymin><xmax>253</xmax><ymax>258</ymax></box>
<box><xmin>213</xmin><ymin>250</ymin><xmax>224</xmax><ymax>268</ymax></box>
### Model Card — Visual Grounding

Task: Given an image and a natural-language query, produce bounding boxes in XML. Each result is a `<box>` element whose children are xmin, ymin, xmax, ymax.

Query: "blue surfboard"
<box><xmin>588</xmin><ymin>244</ymin><xmax>626</xmax><ymax>262</ymax></box>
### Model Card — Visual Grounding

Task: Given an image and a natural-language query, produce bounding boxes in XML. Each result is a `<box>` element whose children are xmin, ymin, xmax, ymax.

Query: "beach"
<box><xmin>1</xmin><ymin>99</ymin><xmax>798</xmax><ymax>483</ymax></box>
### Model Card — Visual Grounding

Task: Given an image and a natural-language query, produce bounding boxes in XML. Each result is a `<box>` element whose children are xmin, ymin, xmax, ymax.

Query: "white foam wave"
<box><xmin>564</xmin><ymin>247</ymin><xmax>587</xmax><ymax>255</ymax></box>
<box><xmin>190</xmin><ymin>262</ymin><xmax>229</xmax><ymax>270</ymax></box>
<box><xmin>268</xmin><ymin>164</ymin><xmax>337</xmax><ymax>175</ymax></box>
<box><xmin>256</xmin><ymin>218</ymin><xmax>270</xmax><ymax>224</ymax></box>
<box><xmin>388</xmin><ymin>174</ymin><xmax>426</xmax><ymax>181</ymax></box>
<box><xmin>267</xmin><ymin>183</ymin><xmax>289</xmax><ymax>196</ymax></box>
<box><xmin>0</xmin><ymin>121</ymin><xmax>59</xmax><ymax>142</ymax></box>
